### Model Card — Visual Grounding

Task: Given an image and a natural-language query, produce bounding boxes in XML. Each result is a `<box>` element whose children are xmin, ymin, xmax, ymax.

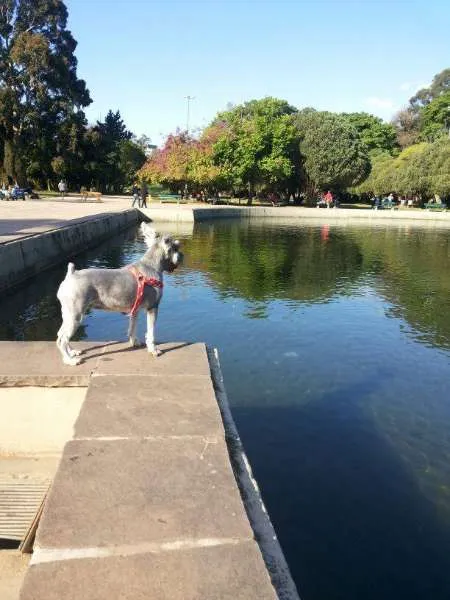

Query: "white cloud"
<box><xmin>399</xmin><ymin>81</ymin><xmax>430</xmax><ymax>93</ymax></box>
<box><xmin>365</xmin><ymin>97</ymin><xmax>395</xmax><ymax>110</ymax></box>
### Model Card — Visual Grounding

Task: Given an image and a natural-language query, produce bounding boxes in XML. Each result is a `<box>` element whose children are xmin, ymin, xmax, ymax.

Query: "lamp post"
<box><xmin>185</xmin><ymin>95</ymin><xmax>195</xmax><ymax>134</ymax></box>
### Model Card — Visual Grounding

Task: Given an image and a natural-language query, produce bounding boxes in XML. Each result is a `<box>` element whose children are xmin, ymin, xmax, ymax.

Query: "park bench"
<box><xmin>424</xmin><ymin>201</ymin><xmax>447</xmax><ymax>211</ymax></box>
<box><xmin>156</xmin><ymin>194</ymin><xmax>186</xmax><ymax>204</ymax></box>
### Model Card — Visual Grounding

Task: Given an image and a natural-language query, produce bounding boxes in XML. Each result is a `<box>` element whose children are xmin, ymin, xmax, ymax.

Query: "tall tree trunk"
<box><xmin>3</xmin><ymin>139</ymin><xmax>16</xmax><ymax>185</ymax></box>
<box><xmin>3</xmin><ymin>138</ymin><xmax>27</xmax><ymax>186</ymax></box>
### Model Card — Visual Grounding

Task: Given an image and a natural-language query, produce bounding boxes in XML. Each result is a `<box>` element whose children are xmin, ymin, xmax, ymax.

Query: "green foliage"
<box><xmin>340</xmin><ymin>112</ymin><xmax>398</xmax><ymax>154</ymax></box>
<box><xmin>405</xmin><ymin>139</ymin><xmax>450</xmax><ymax>197</ymax></box>
<box><xmin>353</xmin><ymin>152</ymin><xmax>395</xmax><ymax>196</ymax></box>
<box><xmin>354</xmin><ymin>139</ymin><xmax>450</xmax><ymax>198</ymax></box>
<box><xmin>118</xmin><ymin>140</ymin><xmax>146</xmax><ymax>187</ymax></box>
<box><xmin>294</xmin><ymin>110</ymin><xmax>371</xmax><ymax>193</ymax></box>
<box><xmin>87</xmin><ymin>110</ymin><xmax>136</xmax><ymax>192</ymax></box>
<box><xmin>0</xmin><ymin>2</ymin><xmax>145</xmax><ymax>191</ymax></box>
<box><xmin>0</xmin><ymin>0</ymin><xmax>91</xmax><ymax>185</ymax></box>
<box><xmin>419</xmin><ymin>91</ymin><xmax>450</xmax><ymax>142</ymax></box>
<box><xmin>211</xmin><ymin>97</ymin><xmax>300</xmax><ymax>196</ymax></box>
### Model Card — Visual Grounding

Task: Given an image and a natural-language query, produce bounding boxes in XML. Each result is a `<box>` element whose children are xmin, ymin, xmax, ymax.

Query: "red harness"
<box><xmin>127</xmin><ymin>266</ymin><xmax>163</xmax><ymax>317</ymax></box>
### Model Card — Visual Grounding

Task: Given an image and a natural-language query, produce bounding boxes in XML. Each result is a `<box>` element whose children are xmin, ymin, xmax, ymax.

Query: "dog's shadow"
<box><xmin>78</xmin><ymin>340</ymin><xmax>193</xmax><ymax>362</ymax></box>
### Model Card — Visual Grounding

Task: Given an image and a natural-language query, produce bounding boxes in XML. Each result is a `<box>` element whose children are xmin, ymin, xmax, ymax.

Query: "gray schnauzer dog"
<box><xmin>56</xmin><ymin>222</ymin><xmax>183</xmax><ymax>365</ymax></box>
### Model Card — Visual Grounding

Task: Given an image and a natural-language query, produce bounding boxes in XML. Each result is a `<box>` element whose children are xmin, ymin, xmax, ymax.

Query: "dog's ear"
<box><xmin>140</xmin><ymin>222</ymin><xmax>157</xmax><ymax>246</ymax></box>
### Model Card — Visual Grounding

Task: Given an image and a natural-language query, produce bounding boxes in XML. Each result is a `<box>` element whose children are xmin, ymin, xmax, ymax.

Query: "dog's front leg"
<box><xmin>128</xmin><ymin>314</ymin><xmax>141</xmax><ymax>348</ymax></box>
<box><xmin>145</xmin><ymin>307</ymin><xmax>161</xmax><ymax>356</ymax></box>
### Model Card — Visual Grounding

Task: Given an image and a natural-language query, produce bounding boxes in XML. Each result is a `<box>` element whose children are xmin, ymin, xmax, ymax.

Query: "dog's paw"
<box><xmin>148</xmin><ymin>347</ymin><xmax>162</xmax><ymax>357</ymax></box>
<box><xmin>69</xmin><ymin>349</ymin><xmax>83</xmax><ymax>357</ymax></box>
<box><xmin>63</xmin><ymin>356</ymin><xmax>82</xmax><ymax>366</ymax></box>
<box><xmin>129</xmin><ymin>339</ymin><xmax>144</xmax><ymax>348</ymax></box>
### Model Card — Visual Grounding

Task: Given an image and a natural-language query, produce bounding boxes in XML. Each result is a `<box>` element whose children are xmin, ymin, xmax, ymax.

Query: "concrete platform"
<box><xmin>74</xmin><ymin>375</ymin><xmax>223</xmax><ymax>438</ymax></box>
<box><xmin>0</xmin><ymin>341</ymin><xmax>298</xmax><ymax>599</ymax></box>
<box><xmin>20</xmin><ymin>542</ymin><xmax>274</xmax><ymax>600</ymax></box>
<box><xmin>35</xmin><ymin>437</ymin><xmax>254</xmax><ymax>549</ymax></box>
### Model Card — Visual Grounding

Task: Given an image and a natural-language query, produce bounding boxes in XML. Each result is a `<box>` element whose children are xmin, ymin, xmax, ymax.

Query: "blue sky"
<box><xmin>65</xmin><ymin>0</ymin><xmax>449</xmax><ymax>146</ymax></box>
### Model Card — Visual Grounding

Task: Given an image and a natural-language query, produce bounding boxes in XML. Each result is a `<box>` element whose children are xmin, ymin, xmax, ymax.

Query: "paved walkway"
<box><xmin>0</xmin><ymin>341</ymin><xmax>292</xmax><ymax>600</ymax></box>
<box><xmin>0</xmin><ymin>197</ymin><xmax>135</xmax><ymax>244</ymax></box>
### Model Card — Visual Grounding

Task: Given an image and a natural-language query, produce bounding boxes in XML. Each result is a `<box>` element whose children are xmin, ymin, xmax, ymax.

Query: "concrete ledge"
<box><xmin>93</xmin><ymin>341</ymin><xmax>212</xmax><ymax>378</ymax></box>
<box><xmin>0</xmin><ymin>210</ymin><xmax>139</xmax><ymax>294</ymax></box>
<box><xmin>0</xmin><ymin>341</ymin><xmax>209</xmax><ymax>387</ymax></box>
<box><xmin>0</xmin><ymin>342</ymin><xmax>101</xmax><ymax>387</ymax></box>
<box><xmin>21</xmin><ymin>541</ymin><xmax>277</xmax><ymax>599</ymax></box>
<box><xmin>140</xmin><ymin>205</ymin><xmax>450</xmax><ymax>225</ymax></box>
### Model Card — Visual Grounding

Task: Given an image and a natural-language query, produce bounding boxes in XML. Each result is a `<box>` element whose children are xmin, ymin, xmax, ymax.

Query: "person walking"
<box><xmin>131</xmin><ymin>183</ymin><xmax>140</xmax><ymax>207</ymax></box>
<box><xmin>58</xmin><ymin>179</ymin><xmax>67</xmax><ymax>200</ymax></box>
<box><xmin>140</xmin><ymin>181</ymin><xmax>148</xmax><ymax>208</ymax></box>
<box><xmin>324</xmin><ymin>190</ymin><xmax>333</xmax><ymax>208</ymax></box>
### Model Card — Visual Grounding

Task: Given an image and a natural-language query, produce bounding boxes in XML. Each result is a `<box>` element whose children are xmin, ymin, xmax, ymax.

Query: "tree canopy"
<box><xmin>419</xmin><ymin>91</ymin><xmax>450</xmax><ymax>142</ymax></box>
<box><xmin>294</xmin><ymin>110</ymin><xmax>371</xmax><ymax>193</ymax></box>
<box><xmin>354</xmin><ymin>139</ymin><xmax>450</xmax><ymax>198</ymax></box>
<box><xmin>340</xmin><ymin>112</ymin><xmax>398</xmax><ymax>155</ymax></box>
<box><xmin>0</xmin><ymin>0</ymin><xmax>91</xmax><ymax>185</ymax></box>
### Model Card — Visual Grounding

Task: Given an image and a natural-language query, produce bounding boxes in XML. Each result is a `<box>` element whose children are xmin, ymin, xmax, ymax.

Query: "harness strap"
<box><xmin>128</xmin><ymin>266</ymin><xmax>163</xmax><ymax>317</ymax></box>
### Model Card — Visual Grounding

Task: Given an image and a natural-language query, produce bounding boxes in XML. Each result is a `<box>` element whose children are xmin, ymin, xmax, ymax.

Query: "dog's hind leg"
<box><xmin>57</xmin><ymin>307</ymin><xmax>84</xmax><ymax>366</ymax></box>
<box><xmin>145</xmin><ymin>307</ymin><xmax>161</xmax><ymax>356</ymax></box>
<box><xmin>57</xmin><ymin>323</ymin><xmax>82</xmax><ymax>359</ymax></box>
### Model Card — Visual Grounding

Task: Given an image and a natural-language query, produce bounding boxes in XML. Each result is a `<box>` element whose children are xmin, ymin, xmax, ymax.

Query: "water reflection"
<box><xmin>1</xmin><ymin>220</ymin><xmax>450</xmax><ymax>600</ymax></box>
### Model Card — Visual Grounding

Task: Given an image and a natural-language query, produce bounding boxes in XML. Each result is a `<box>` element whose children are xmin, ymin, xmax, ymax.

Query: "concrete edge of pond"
<box><xmin>140</xmin><ymin>204</ymin><xmax>450</xmax><ymax>225</ymax></box>
<box><xmin>207</xmin><ymin>347</ymin><xmax>301</xmax><ymax>600</ymax></box>
<box><xmin>0</xmin><ymin>209</ymin><xmax>140</xmax><ymax>294</ymax></box>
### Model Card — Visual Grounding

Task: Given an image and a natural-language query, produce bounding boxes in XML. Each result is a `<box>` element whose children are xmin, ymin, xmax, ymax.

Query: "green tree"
<box><xmin>90</xmin><ymin>110</ymin><xmax>133</xmax><ymax>192</ymax></box>
<box><xmin>118</xmin><ymin>139</ymin><xmax>146</xmax><ymax>187</ymax></box>
<box><xmin>294</xmin><ymin>110</ymin><xmax>370</xmax><ymax>196</ymax></box>
<box><xmin>340</xmin><ymin>112</ymin><xmax>398</xmax><ymax>154</ymax></box>
<box><xmin>419</xmin><ymin>91</ymin><xmax>450</xmax><ymax>142</ymax></box>
<box><xmin>212</xmin><ymin>97</ymin><xmax>300</xmax><ymax>200</ymax></box>
<box><xmin>353</xmin><ymin>152</ymin><xmax>396</xmax><ymax>196</ymax></box>
<box><xmin>0</xmin><ymin>0</ymin><xmax>91</xmax><ymax>184</ymax></box>
<box><xmin>405</xmin><ymin>138</ymin><xmax>450</xmax><ymax>197</ymax></box>
<box><xmin>355</xmin><ymin>139</ymin><xmax>450</xmax><ymax>200</ymax></box>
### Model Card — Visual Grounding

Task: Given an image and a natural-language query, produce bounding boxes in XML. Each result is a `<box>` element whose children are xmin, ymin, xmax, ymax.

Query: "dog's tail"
<box><xmin>66</xmin><ymin>263</ymin><xmax>76</xmax><ymax>277</ymax></box>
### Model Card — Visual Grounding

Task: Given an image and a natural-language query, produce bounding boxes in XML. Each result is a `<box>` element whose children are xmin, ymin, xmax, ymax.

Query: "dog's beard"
<box><xmin>167</xmin><ymin>250</ymin><xmax>182</xmax><ymax>272</ymax></box>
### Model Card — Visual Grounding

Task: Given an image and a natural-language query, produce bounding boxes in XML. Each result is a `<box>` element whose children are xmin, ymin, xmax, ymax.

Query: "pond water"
<box><xmin>2</xmin><ymin>219</ymin><xmax>450</xmax><ymax>600</ymax></box>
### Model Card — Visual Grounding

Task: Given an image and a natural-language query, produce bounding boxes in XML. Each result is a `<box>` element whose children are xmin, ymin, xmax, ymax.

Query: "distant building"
<box><xmin>145</xmin><ymin>144</ymin><xmax>157</xmax><ymax>157</ymax></box>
